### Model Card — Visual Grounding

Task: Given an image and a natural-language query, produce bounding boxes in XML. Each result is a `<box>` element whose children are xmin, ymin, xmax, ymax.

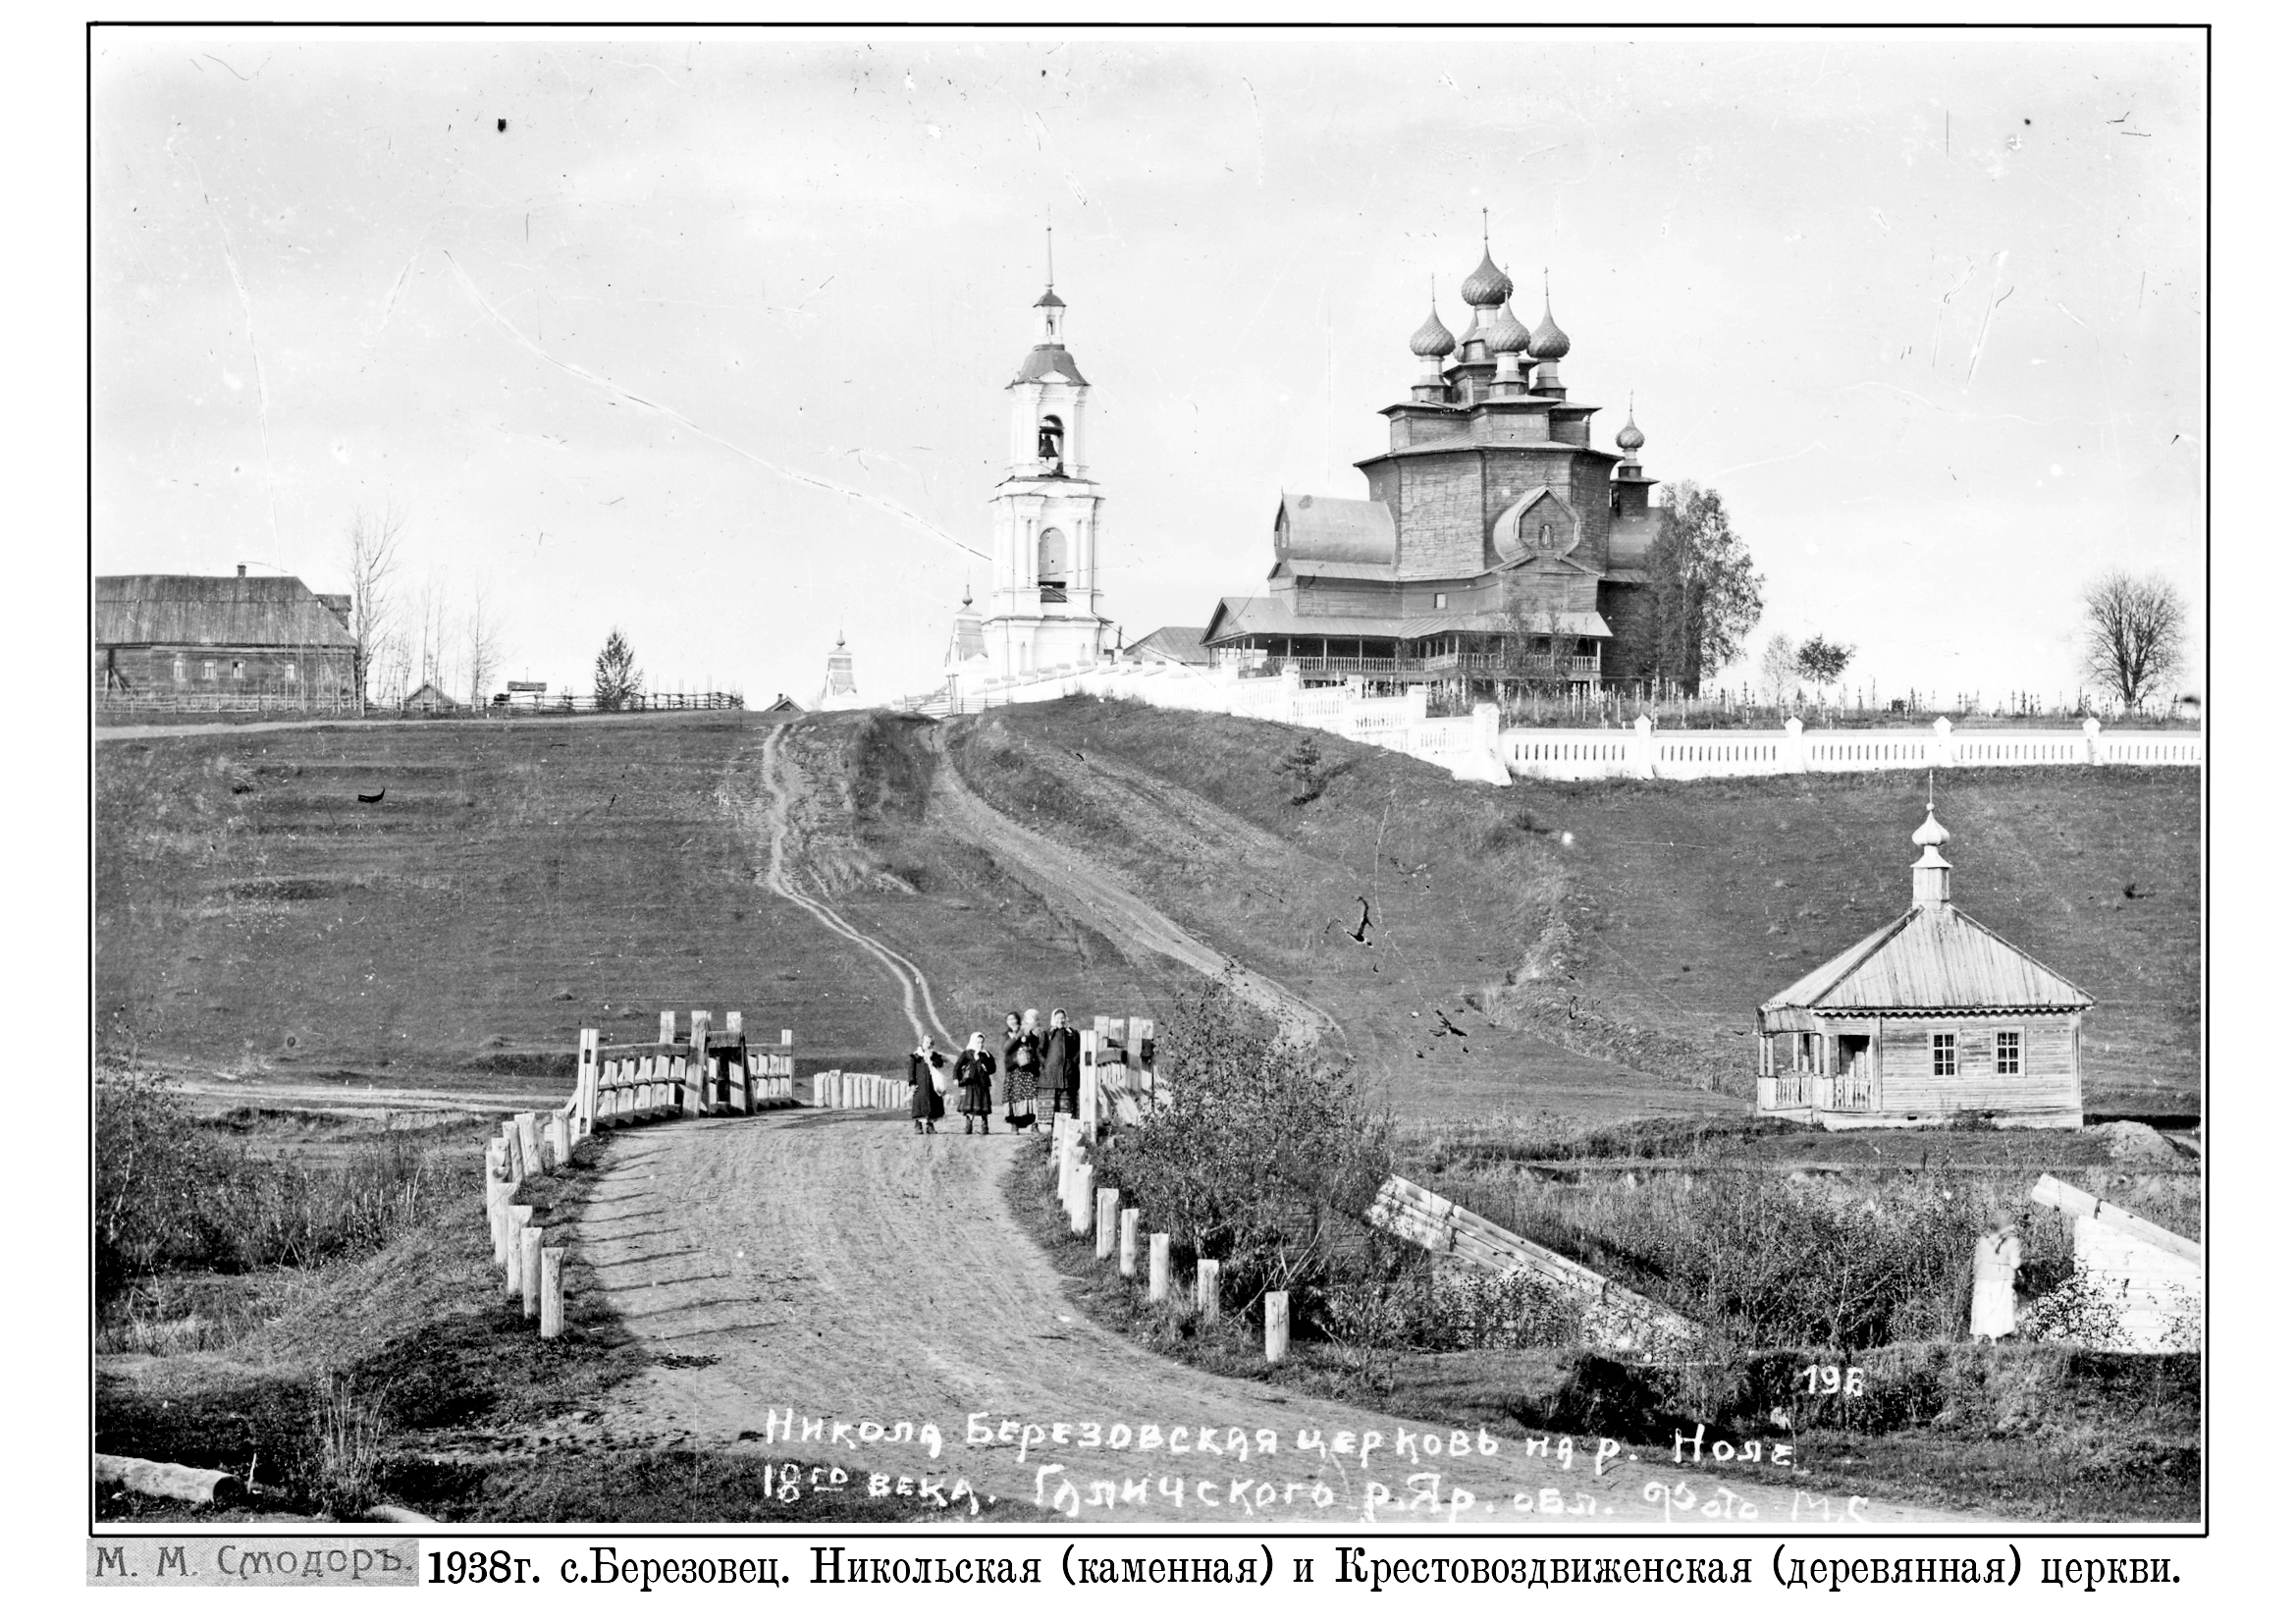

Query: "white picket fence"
<box><xmin>1503</xmin><ymin>715</ymin><xmax>2202</xmax><ymax>783</ymax></box>
<box><xmin>900</xmin><ymin>658</ymin><xmax>1510</xmax><ymax>785</ymax></box>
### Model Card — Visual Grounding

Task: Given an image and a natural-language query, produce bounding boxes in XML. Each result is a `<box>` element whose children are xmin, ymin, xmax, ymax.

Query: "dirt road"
<box><xmin>924</xmin><ymin>733</ymin><xmax>1335</xmax><ymax>1044</ymax></box>
<box><xmin>568</xmin><ymin>1110</ymin><xmax>1947</xmax><ymax>1525</ymax></box>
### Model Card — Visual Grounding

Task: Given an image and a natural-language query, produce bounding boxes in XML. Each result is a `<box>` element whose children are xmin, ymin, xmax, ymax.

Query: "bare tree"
<box><xmin>344</xmin><ymin>501</ymin><xmax>405</xmax><ymax>716</ymax></box>
<box><xmin>2080</xmin><ymin>569</ymin><xmax>2188</xmax><ymax>708</ymax></box>
<box><xmin>1757</xmin><ymin>632</ymin><xmax>1798</xmax><ymax>710</ymax></box>
<box><xmin>412</xmin><ymin>571</ymin><xmax>451</xmax><ymax>696</ymax></box>
<box><xmin>465</xmin><ymin>582</ymin><xmax>503</xmax><ymax>709</ymax></box>
<box><xmin>1493</xmin><ymin>576</ymin><xmax>1575</xmax><ymax>700</ymax></box>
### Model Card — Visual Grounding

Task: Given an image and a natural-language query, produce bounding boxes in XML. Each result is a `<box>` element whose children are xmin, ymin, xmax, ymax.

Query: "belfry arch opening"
<box><xmin>1038</xmin><ymin>414</ymin><xmax>1065</xmax><ymax>473</ymax></box>
<box><xmin>1037</xmin><ymin>526</ymin><xmax>1070</xmax><ymax>601</ymax></box>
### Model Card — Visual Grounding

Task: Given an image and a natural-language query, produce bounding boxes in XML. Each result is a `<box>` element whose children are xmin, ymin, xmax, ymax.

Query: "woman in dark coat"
<box><xmin>1041</xmin><ymin>1007</ymin><xmax>1081</xmax><ymax>1120</ymax></box>
<box><xmin>1003</xmin><ymin>1008</ymin><xmax>1042</xmax><ymax>1133</ymax></box>
<box><xmin>953</xmin><ymin>1033</ymin><xmax>996</xmax><ymax>1135</ymax></box>
<box><xmin>909</xmin><ymin>1042</ymin><xmax>947</xmax><ymax>1134</ymax></box>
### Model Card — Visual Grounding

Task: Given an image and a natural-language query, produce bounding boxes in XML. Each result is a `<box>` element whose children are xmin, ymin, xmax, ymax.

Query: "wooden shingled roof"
<box><xmin>1762</xmin><ymin>903</ymin><xmax>2094</xmax><ymax>1015</ymax></box>
<box><xmin>94</xmin><ymin>575</ymin><xmax>356</xmax><ymax>650</ymax></box>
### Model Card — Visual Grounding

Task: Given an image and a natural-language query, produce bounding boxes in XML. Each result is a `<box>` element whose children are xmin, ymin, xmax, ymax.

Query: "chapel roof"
<box><xmin>1762</xmin><ymin>904</ymin><xmax>2095</xmax><ymax>1015</ymax></box>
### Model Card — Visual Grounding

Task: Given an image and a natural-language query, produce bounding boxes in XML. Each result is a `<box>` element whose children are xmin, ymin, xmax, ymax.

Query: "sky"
<box><xmin>91</xmin><ymin>25</ymin><xmax>2205</xmax><ymax>708</ymax></box>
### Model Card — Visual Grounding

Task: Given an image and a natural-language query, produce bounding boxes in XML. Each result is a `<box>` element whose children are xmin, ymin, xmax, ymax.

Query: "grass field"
<box><xmin>97</xmin><ymin>703</ymin><xmax>2201</xmax><ymax>1121</ymax></box>
<box><xmin>941</xmin><ymin>699</ymin><xmax>2201</xmax><ymax>1118</ymax></box>
<box><xmin>94</xmin><ymin>704</ymin><xmax>2202</xmax><ymax>1524</ymax></box>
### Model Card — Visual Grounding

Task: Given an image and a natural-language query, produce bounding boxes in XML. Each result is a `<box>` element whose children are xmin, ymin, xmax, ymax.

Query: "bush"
<box><xmin>303</xmin><ymin>1372</ymin><xmax>389</xmax><ymax>1518</ymax></box>
<box><xmin>95</xmin><ymin>1068</ymin><xmax>442</xmax><ymax>1304</ymax></box>
<box><xmin>1094</xmin><ymin>980</ymin><xmax>1394</xmax><ymax>1319</ymax></box>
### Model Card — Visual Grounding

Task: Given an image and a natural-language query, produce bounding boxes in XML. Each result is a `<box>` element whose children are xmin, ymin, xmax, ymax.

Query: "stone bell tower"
<box><xmin>982</xmin><ymin>251</ymin><xmax>1112</xmax><ymax>680</ymax></box>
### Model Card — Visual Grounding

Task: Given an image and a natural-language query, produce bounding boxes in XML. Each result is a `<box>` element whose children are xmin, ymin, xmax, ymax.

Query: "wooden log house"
<box><xmin>1755</xmin><ymin>803</ymin><xmax>2094</xmax><ymax>1129</ymax></box>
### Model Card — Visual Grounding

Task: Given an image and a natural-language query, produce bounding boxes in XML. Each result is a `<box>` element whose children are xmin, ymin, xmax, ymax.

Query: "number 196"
<box><xmin>1800</xmin><ymin>1364</ymin><xmax>1865</xmax><ymax>1396</ymax></box>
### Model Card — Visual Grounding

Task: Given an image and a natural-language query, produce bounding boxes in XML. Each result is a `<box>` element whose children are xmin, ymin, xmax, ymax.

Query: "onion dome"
<box><xmin>1035</xmin><ymin>288</ymin><xmax>1066</xmax><ymax>309</ymax></box>
<box><xmin>1912</xmin><ymin>805</ymin><xmax>1949</xmax><ymax>848</ymax></box>
<box><xmin>1525</xmin><ymin>293</ymin><xmax>1571</xmax><ymax>360</ymax></box>
<box><xmin>1485</xmin><ymin>298</ymin><xmax>1532</xmax><ymax>354</ymax></box>
<box><xmin>1615</xmin><ymin>408</ymin><xmax>1645</xmax><ymax>454</ymax></box>
<box><xmin>1410</xmin><ymin>304</ymin><xmax>1458</xmax><ymax>357</ymax></box>
<box><xmin>1461</xmin><ymin>248</ymin><xmax>1513</xmax><ymax>308</ymax></box>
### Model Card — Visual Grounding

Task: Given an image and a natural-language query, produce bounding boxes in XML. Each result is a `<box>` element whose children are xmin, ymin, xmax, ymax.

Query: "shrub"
<box><xmin>95</xmin><ymin>1069</ymin><xmax>441</xmax><ymax>1304</ymax></box>
<box><xmin>303</xmin><ymin>1372</ymin><xmax>389</xmax><ymax>1518</ymax></box>
<box><xmin>1095</xmin><ymin>979</ymin><xmax>1394</xmax><ymax>1317</ymax></box>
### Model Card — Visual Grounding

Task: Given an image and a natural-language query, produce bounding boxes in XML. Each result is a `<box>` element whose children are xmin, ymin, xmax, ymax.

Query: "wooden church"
<box><xmin>1755</xmin><ymin>801</ymin><xmax>2094</xmax><ymax>1130</ymax></box>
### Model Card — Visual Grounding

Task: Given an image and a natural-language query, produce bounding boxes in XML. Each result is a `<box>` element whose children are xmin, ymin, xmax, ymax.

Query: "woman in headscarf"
<box><xmin>953</xmin><ymin>1033</ymin><xmax>996</xmax><ymax>1135</ymax></box>
<box><xmin>909</xmin><ymin>1040</ymin><xmax>947</xmax><ymax>1135</ymax></box>
<box><xmin>1041</xmin><ymin>1007</ymin><xmax>1081</xmax><ymax>1121</ymax></box>
<box><xmin>1002</xmin><ymin>1008</ymin><xmax>1042</xmax><ymax>1134</ymax></box>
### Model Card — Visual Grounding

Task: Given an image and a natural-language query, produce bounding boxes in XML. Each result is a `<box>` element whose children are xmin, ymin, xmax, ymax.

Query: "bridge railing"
<box><xmin>482</xmin><ymin>1010</ymin><xmax>796</xmax><ymax>1340</ymax></box>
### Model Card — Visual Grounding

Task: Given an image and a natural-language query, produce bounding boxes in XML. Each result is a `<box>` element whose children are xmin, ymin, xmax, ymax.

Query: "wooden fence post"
<box><xmin>548</xmin><ymin>1111</ymin><xmax>571</xmax><ymax>1169</ymax></box>
<box><xmin>725</xmin><ymin>1011</ymin><xmax>748</xmax><ymax>1113</ymax></box>
<box><xmin>517</xmin><ymin>1112</ymin><xmax>544</xmax><ymax>1176</ymax></box>
<box><xmin>1096</xmin><ymin>1188</ymin><xmax>1119</xmax><ymax>1260</ymax></box>
<box><xmin>486</xmin><ymin>1142</ymin><xmax>509</xmax><ymax>1265</ymax></box>
<box><xmin>520</xmin><ymin>1227</ymin><xmax>543</xmax><ymax>1320</ymax></box>
<box><xmin>507</xmin><ymin>1205</ymin><xmax>534</xmax><ymax>1299</ymax></box>
<box><xmin>1197</xmin><ymin>1258</ymin><xmax>1220</xmax><ymax>1319</ymax></box>
<box><xmin>1071</xmin><ymin>1165</ymin><xmax>1095</xmax><ymax>1238</ymax></box>
<box><xmin>1148</xmin><ymin>1233</ymin><xmax>1171</xmax><ymax>1303</ymax></box>
<box><xmin>1264</xmin><ymin>1291</ymin><xmax>1290</xmax><ymax>1364</ymax></box>
<box><xmin>540</xmin><ymin>1248</ymin><xmax>564</xmax><ymax>1338</ymax></box>
<box><xmin>1119</xmin><ymin>1209</ymin><xmax>1140</xmax><ymax>1276</ymax></box>
<box><xmin>1139</xmin><ymin>1017</ymin><xmax>1158</xmax><ymax>1111</ymax></box>
<box><xmin>576</xmin><ymin>1028</ymin><xmax>598</xmax><ymax>1140</ymax></box>
<box><xmin>689</xmin><ymin>1010</ymin><xmax>711</xmax><ymax>1115</ymax></box>
<box><xmin>1080</xmin><ymin>1028</ymin><xmax>1099</xmax><ymax>1132</ymax></box>
<box><xmin>1126</xmin><ymin>1016</ymin><xmax>1148</xmax><ymax>1119</ymax></box>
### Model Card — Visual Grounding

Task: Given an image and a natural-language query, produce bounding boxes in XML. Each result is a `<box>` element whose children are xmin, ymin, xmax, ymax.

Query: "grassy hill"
<box><xmin>95</xmin><ymin>703</ymin><xmax>2200</xmax><ymax>1122</ymax></box>
<box><xmin>937</xmin><ymin>699</ymin><xmax>2200</xmax><ymax>1118</ymax></box>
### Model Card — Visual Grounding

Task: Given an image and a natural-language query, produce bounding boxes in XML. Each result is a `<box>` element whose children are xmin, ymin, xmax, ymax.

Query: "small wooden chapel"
<box><xmin>1755</xmin><ymin>799</ymin><xmax>2094</xmax><ymax>1130</ymax></box>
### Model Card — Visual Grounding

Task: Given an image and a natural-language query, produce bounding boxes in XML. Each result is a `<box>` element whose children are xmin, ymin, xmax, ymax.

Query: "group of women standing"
<box><xmin>906</xmin><ymin>1007</ymin><xmax>1083</xmax><ymax>1135</ymax></box>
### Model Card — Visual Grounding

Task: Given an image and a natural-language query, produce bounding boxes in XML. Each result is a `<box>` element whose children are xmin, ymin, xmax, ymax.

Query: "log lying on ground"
<box><xmin>95</xmin><ymin>1454</ymin><xmax>244</xmax><ymax>1507</ymax></box>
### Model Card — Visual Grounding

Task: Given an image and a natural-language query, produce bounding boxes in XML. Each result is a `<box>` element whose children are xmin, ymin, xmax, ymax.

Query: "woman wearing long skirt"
<box><xmin>909</xmin><ymin>1042</ymin><xmax>947</xmax><ymax>1135</ymax></box>
<box><xmin>1002</xmin><ymin>1008</ymin><xmax>1043</xmax><ymax>1134</ymax></box>
<box><xmin>1042</xmin><ymin>1007</ymin><xmax>1081</xmax><ymax>1120</ymax></box>
<box><xmin>953</xmin><ymin>1034</ymin><xmax>996</xmax><ymax>1135</ymax></box>
<box><xmin>1970</xmin><ymin>1217</ymin><xmax>2021</xmax><ymax>1340</ymax></box>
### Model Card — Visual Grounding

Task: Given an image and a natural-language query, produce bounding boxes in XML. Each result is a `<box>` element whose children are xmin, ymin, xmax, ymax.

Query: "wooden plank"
<box><xmin>1365</xmin><ymin>1174</ymin><xmax>1701</xmax><ymax>1353</ymax></box>
<box><xmin>2031</xmin><ymin>1173</ymin><xmax>2202</xmax><ymax>1266</ymax></box>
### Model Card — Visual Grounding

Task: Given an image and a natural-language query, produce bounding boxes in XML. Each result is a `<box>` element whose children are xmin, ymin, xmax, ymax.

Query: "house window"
<box><xmin>1931</xmin><ymin>1033</ymin><xmax>1957</xmax><ymax>1076</ymax></box>
<box><xmin>231</xmin><ymin>660</ymin><xmax>245</xmax><ymax>679</ymax></box>
<box><xmin>285</xmin><ymin>661</ymin><xmax>297</xmax><ymax>683</ymax></box>
<box><xmin>202</xmin><ymin>660</ymin><xmax>218</xmax><ymax>681</ymax></box>
<box><xmin>172</xmin><ymin>655</ymin><xmax>186</xmax><ymax>684</ymax></box>
<box><xmin>1995</xmin><ymin>1031</ymin><xmax>2022</xmax><ymax>1075</ymax></box>
<box><xmin>1433</xmin><ymin>592</ymin><xmax>1448</xmax><ymax>610</ymax></box>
